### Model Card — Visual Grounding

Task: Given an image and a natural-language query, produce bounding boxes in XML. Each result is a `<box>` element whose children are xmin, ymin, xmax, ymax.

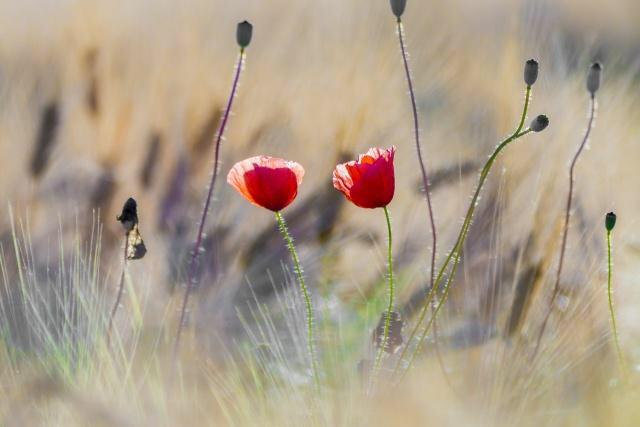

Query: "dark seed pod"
<box><xmin>605</xmin><ymin>212</ymin><xmax>616</xmax><ymax>232</ymax></box>
<box><xmin>117</xmin><ymin>198</ymin><xmax>139</xmax><ymax>232</ymax></box>
<box><xmin>390</xmin><ymin>0</ymin><xmax>407</xmax><ymax>18</ymax></box>
<box><xmin>587</xmin><ymin>62</ymin><xmax>602</xmax><ymax>95</ymax></box>
<box><xmin>117</xmin><ymin>197</ymin><xmax>147</xmax><ymax>260</ymax></box>
<box><xmin>373</xmin><ymin>311</ymin><xmax>404</xmax><ymax>354</ymax></box>
<box><xmin>524</xmin><ymin>59</ymin><xmax>539</xmax><ymax>86</ymax></box>
<box><xmin>530</xmin><ymin>115</ymin><xmax>549</xmax><ymax>132</ymax></box>
<box><xmin>236</xmin><ymin>21</ymin><xmax>253</xmax><ymax>49</ymax></box>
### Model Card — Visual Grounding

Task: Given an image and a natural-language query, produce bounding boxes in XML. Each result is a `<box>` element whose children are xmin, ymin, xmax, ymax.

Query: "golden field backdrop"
<box><xmin>1</xmin><ymin>0</ymin><xmax>640</xmax><ymax>425</ymax></box>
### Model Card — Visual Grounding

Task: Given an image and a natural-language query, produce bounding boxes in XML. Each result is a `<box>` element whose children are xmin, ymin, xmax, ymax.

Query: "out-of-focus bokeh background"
<box><xmin>1</xmin><ymin>0</ymin><xmax>640</xmax><ymax>425</ymax></box>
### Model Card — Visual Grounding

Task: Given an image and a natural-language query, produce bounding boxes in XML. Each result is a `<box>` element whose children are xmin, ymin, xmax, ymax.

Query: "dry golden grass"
<box><xmin>1</xmin><ymin>0</ymin><xmax>640</xmax><ymax>425</ymax></box>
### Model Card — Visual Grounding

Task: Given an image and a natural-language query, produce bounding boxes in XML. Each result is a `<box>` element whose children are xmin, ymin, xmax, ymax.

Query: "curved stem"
<box><xmin>396</xmin><ymin>19</ymin><xmax>437</xmax><ymax>290</ymax></box>
<box><xmin>393</xmin><ymin>87</ymin><xmax>533</xmax><ymax>381</ymax></box>
<box><xmin>276</xmin><ymin>211</ymin><xmax>320</xmax><ymax>392</ymax></box>
<box><xmin>372</xmin><ymin>207</ymin><xmax>395</xmax><ymax>382</ymax></box>
<box><xmin>172</xmin><ymin>50</ymin><xmax>246</xmax><ymax>366</ymax></box>
<box><xmin>607</xmin><ymin>229</ymin><xmax>628</xmax><ymax>381</ymax></box>
<box><xmin>530</xmin><ymin>94</ymin><xmax>596</xmax><ymax>361</ymax></box>
<box><xmin>107</xmin><ymin>232</ymin><xmax>129</xmax><ymax>342</ymax></box>
<box><xmin>397</xmin><ymin>15</ymin><xmax>450</xmax><ymax>391</ymax></box>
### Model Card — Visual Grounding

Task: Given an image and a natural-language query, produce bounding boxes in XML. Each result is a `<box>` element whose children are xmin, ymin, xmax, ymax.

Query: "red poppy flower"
<box><xmin>227</xmin><ymin>156</ymin><xmax>305</xmax><ymax>212</ymax></box>
<box><xmin>332</xmin><ymin>147</ymin><xmax>396</xmax><ymax>209</ymax></box>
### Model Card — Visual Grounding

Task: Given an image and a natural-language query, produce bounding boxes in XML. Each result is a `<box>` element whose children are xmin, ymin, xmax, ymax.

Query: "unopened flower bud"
<box><xmin>390</xmin><ymin>0</ymin><xmax>407</xmax><ymax>18</ymax></box>
<box><xmin>605</xmin><ymin>212</ymin><xmax>616</xmax><ymax>232</ymax></box>
<box><xmin>530</xmin><ymin>115</ymin><xmax>549</xmax><ymax>132</ymax></box>
<box><xmin>524</xmin><ymin>59</ymin><xmax>539</xmax><ymax>86</ymax></box>
<box><xmin>236</xmin><ymin>21</ymin><xmax>253</xmax><ymax>49</ymax></box>
<box><xmin>587</xmin><ymin>62</ymin><xmax>602</xmax><ymax>95</ymax></box>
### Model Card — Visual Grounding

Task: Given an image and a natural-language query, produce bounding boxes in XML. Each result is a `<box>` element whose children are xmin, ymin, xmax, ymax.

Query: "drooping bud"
<box><xmin>117</xmin><ymin>197</ymin><xmax>139</xmax><ymax>232</ymax></box>
<box><xmin>524</xmin><ymin>59</ymin><xmax>539</xmax><ymax>86</ymax></box>
<box><xmin>236</xmin><ymin>21</ymin><xmax>253</xmax><ymax>49</ymax></box>
<box><xmin>390</xmin><ymin>0</ymin><xmax>407</xmax><ymax>18</ymax></box>
<box><xmin>530</xmin><ymin>115</ymin><xmax>549</xmax><ymax>132</ymax></box>
<box><xmin>605</xmin><ymin>212</ymin><xmax>617</xmax><ymax>232</ymax></box>
<box><xmin>117</xmin><ymin>197</ymin><xmax>147</xmax><ymax>260</ymax></box>
<box><xmin>587</xmin><ymin>62</ymin><xmax>602</xmax><ymax>95</ymax></box>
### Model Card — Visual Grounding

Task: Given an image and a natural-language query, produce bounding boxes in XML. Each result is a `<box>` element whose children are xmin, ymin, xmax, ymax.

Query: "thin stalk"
<box><xmin>397</xmin><ymin>15</ymin><xmax>451</xmax><ymax>391</ymax></box>
<box><xmin>107</xmin><ymin>232</ymin><xmax>128</xmax><ymax>342</ymax></box>
<box><xmin>275</xmin><ymin>211</ymin><xmax>320</xmax><ymax>392</ymax></box>
<box><xmin>396</xmin><ymin>19</ymin><xmax>437</xmax><ymax>290</ymax></box>
<box><xmin>393</xmin><ymin>87</ymin><xmax>533</xmax><ymax>381</ymax></box>
<box><xmin>172</xmin><ymin>49</ymin><xmax>246</xmax><ymax>365</ymax></box>
<box><xmin>531</xmin><ymin>94</ymin><xmax>596</xmax><ymax>361</ymax></box>
<box><xmin>372</xmin><ymin>207</ymin><xmax>395</xmax><ymax>382</ymax></box>
<box><xmin>607</xmin><ymin>229</ymin><xmax>628</xmax><ymax>380</ymax></box>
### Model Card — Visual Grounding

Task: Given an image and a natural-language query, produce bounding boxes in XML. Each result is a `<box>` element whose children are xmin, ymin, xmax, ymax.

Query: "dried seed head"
<box><xmin>524</xmin><ymin>59</ymin><xmax>539</xmax><ymax>86</ymax></box>
<box><xmin>236</xmin><ymin>21</ymin><xmax>253</xmax><ymax>49</ymax></box>
<box><xmin>587</xmin><ymin>62</ymin><xmax>602</xmax><ymax>95</ymax></box>
<box><xmin>373</xmin><ymin>311</ymin><xmax>404</xmax><ymax>354</ymax></box>
<box><xmin>605</xmin><ymin>212</ymin><xmax>617</xmax><ymax>232</ymax></box>
<box><xmin>390</xmin><ymin>0</ymin><xmax>407</xmax><ymax>18</ymax></box>
<box><xmin>530</xmin><ymin>115</ymin><xmax>549</xmax><ymax>132</ymax></box>
<box><xmin>117</xmin><ymin>197</ymin><xmax>139</xmax><ymax>232</ymax></box>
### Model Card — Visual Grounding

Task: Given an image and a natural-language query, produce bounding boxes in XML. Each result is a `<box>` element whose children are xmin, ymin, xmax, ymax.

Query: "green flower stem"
<box><xmin>607</xmin><ymin>229</ymin><xmax>628</xmax><ymax>381</ymax></box>
<box><xmin>372</xmin><ymin>206</ymin><xmax>395</xmax><ymax>382</ymax></box>
<box><xmin>393</xmin><ymin>86</ymin><xmax>533</xmax><ymax>382</ymax></box>
<box><xmin>275</xmin><ymin>211</ymin><xmax>320</xmax><ymax>391</ymax></box>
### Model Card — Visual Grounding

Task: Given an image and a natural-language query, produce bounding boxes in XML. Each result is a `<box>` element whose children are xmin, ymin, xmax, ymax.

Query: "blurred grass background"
<box><xmin>1</xmin><ymin>0</ymin><xmax>640</xmax><ymax>425</ymax></box>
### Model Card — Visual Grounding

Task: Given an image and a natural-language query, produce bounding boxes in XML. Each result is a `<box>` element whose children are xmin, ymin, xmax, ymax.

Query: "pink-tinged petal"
<box><xmin>227</xmin><ymin>156</ymin><xmax>261</xmax><ymax>207</ymax></box>
<box><xmin>227</xmin><ymin>155</ymin><xmax>305</xmax><ymax>212</ymax></box>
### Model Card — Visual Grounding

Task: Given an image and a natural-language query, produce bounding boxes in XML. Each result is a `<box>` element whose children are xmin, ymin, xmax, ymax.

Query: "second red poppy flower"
<box><xmin>332</xmin><ymin>146</ymin><xmax>396</xmax><ymax>209</ymax></box>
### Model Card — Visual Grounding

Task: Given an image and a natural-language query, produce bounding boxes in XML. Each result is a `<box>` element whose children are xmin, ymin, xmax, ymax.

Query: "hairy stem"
<box><xmin>530</xmin><ymin>94</ymin><xmax>596</xmax><ymax>361</ymax></box>
<box><xmin>607</xmin><ymin>229</ymin><xmax>628</xmax><ymax>381</ymax></box>
<box><xmin>396</xmin><ymin>19</ymin><xmax>437</xmax><ymax>290</ymax></box>
<box><xmin>393</xmin><ymin>86</ymin><xmax>533</xmax><ymax>382</ymax></box>
<box><xmin>397</xmin><ymin>15</ymin><xmax>450</xmax><ymax>391</ymax></box>
<box><xmin>172</xmin><ymin>50</ymin><xmax>246</xmax><ymax>367</ymax></box>
<box><xmin>372</xmin><ymin>207</ymin><xmax>395</xmax><ymax>384</ymax></box>
<box><xmin>276</xmin><ymin>211</ymin><xmax>320</xmax><ymax>391</ymax></box>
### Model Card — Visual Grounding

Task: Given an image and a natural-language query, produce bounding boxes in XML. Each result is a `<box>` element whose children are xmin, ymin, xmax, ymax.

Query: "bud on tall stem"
<box><xmin>587</xmin><ymin>62</ymin><xmax>602</xmax><ymax>95</ymax></box>
<box><xmin>524</xmin><ymin>59</ymin><xmax>539</xmax><ymax>86</ymax></box>
<box><xmin>236</xmin><ymin>21</ymin><xmax>253</xmax><ymax>49</ymax></box>
<box><xmin>390</xmin><ymin>0</ymin><xmax>407</xmax><ymax>19</ymax></box>
<box><xmin>605</xmin><ymin>212</ymin><xmax>617</xmax><ymax>232</ymax></box>
<box><xmin>530</xmin><ymin>114</ymin><xmax>549</xmax><ymax>132</ymax></box>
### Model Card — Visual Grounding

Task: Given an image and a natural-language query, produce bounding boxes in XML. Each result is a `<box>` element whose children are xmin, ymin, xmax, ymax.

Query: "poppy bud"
<box><xmin>530</xmin><ymin>115</ymin><xmax>549</xmax><ymax>132</ymax></box>
<box><xmin>390</xmin><ymin>0</ymin><xmax>407</xmax><ymax>18</ymax></box>
<box><xmin>236</xmin><ymin>21</ymin><xmax>253</xmax><ymax>49</ymax></box>
<box><xmin>605</xmin><ymin>212</ymin><xmax>616</xmax><ymax>232</ymax></box>
<box><xmin>524</xmin><ymin>59</ymin><xmax>539</xmax><ymax>86</ymax></box>
<box><xmin>587</xmin><ymin>62</ymin><xmax>602</xmax><ymax>95</ymax></box>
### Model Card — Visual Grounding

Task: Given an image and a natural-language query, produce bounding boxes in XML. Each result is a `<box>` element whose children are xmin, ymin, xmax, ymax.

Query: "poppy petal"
<box><xmin>227</xmin><ymin>156</ymin><xmax>305</xmax><ymax>212</ymax></box>
<box><xmin>332</xmin><ymin>146</ymin><xmax>396</xmax><ymax>209</ymax></box>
